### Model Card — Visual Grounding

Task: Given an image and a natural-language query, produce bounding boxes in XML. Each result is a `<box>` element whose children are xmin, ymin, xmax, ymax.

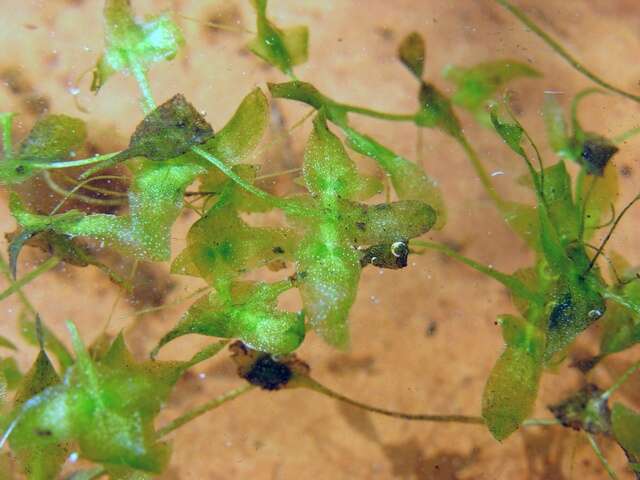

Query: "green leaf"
<box><xmin>415</xmin><ymin>83</ymin><xmax>462</xmax><ymax>138</ymax></box>
<box><xmin>19</xmin><ymin>115</ymin><xmax>86</xmax><ymax>163</ymax></box>
<box><xmin>172</xmin><ymin>201</ymin><xmax>296</xmax><ymax>284</ymax></box>
<box><xmin>123</xmin><ymin>94</ymin><xmax>213</xmax><ymax>162</ymax></box>
<box><xmin>13</xmin><ymin>350</ymin><xmax>60</xmax><ymax>406</ymax></box>
<box><xmin>582</xmin><ymin>161</ymin><xmax>618</xmax><ymax>239</ymax></box>
<box><xmin>482</xmin><ymin>315</ymin><xmax>545</xmax><ymax>441</ymax></box>
<box><xmin>612</xmin><ymin>403</ymin><xmax>640</xmax><ymax>456</ymax></box>
<box><xmin>92</xmin><ymin>0</ymin><xmax>184</xmax><ymax>91</ymax></box>
<box><xmin>248</xmin><ymin>0</ymin><xmax>308</xmax><ymax>75</ymax></box>
<box><xmin>154</xmin><ymin>281</ymin><xmax>304</xmax><ymax>355</ymax></box>
<box><xmin>542</xmin><ymin>161</ymin><xmax>579</xmax><ymax>243</ymax></box>
<box><xmin>398</xmin><ymin>32</ymin><xmax>425</xmax><ymax>79</ymax></box>
<box><xmin>200</xmin><ymin>88</ymin><xmax>269</xmax><ymax>165</ymax></box>
<box><xmin>0</xmin><ymin>336</ymin><xmax>16</xmax><ymax>352</ymax></box>
<box><xmin>341</xmin><ymin>126</ymin><xmax>446</xmax><ymax>229</ymax></box>
<box><xmin>543</xmin><ymin>94</ymin><xmax>570</xmax><ymax>155</ymax></box>
<box><xmin>600</xmin><ymin>281</ymin><xmax>640</xmax><ymax>355</ymax></box>
<box><xmin>490</xmin><ymin>106</ymin><xmax>525</xmax><ymax>157</ymax></box>
<box><xmin>445</xmin><ymin>60</ymin><xmax>540</xmax><ymax>122</ymax></box>
<box><xmin>0</xmin><ymin>357</ymin><xmax>22</xmax><ymax>390</ymax></box>
<box><xmin>303</xmin><ymin>112</ymin><xmax>381</xmax><ymax>203</ymax></box>
<box><xmin>295</xmin><ymin>228</ymin><xmax>361</xmax><ymax>348</ymax></box>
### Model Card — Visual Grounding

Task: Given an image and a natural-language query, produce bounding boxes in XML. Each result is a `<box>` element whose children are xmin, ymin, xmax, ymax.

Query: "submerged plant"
<box><xmin>0</xmin><ymin>0</ymin><xmax>639</xmax><ymax>478</ymax></box>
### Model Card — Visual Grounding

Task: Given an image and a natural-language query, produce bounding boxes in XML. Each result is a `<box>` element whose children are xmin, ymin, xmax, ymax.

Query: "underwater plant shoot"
<box><xmin>0</xmin><ymin>0</ymin><xmax>639</xmax><ymax>478</ymax></box>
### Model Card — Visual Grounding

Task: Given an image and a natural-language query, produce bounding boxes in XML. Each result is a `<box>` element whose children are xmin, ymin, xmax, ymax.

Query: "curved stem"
<box><xmin>495</xmin><ymin>0</ymin><xmax>640</xmax><ymax>104</ymax></box>
<box><xmin>190</xmin><ymin>145</ymin><xmax>287</xmax><ymax>209</ymax></box>
<box><xmin>0</xmin><ymin>252</ymin><xmax>36</xmax><ymax>315</ymax></box>
<box><xmin>457</xmin><ymin>135</ymin><xmax>506</xmax><ymax>210</ymax></box>
<box><xmin>587</xmin><ymin>193</ymin><xmax>640</xmax><ymax>272</ymax></box>
<box><xmin>342</xmin><ymin>104</ymin><xmax>416</xmax><ymax>122</ymax></box>
<box><xmin>0</xmin><ymin>256</ymin><xmax>60</xmax><ymax>303</ymax></box>
<box><xmin>130</xmin><ymin>60</ymin><xmax>156</xmax><ymax>114</ymax></box>
<box><xmin>614</xmin><ymin>125</ymin><xmax>640</xmax><ymax>145</ymax></box>
<box><xmin>156</xmin><ymin>384</ymin><xmax>254</xmax><ymax>438</ymax></box>
<box><xmin>31</xmin><ymin>151</ymin><xmax>120</xmax><ymax>170</ymax></box>
<box><xmin>602</xmin><ymin>360</ymin><xmax>640</xmax><ymax>400</ymax></box>
<box><xmin>42</xmin><ymin>171</ymin><xmax>126</xmax><ymax>211</ymax></box>
<box><xmin>586</xmin><ymin>432</ymin><xmax>620</xmax><ymax>480</ymax></box>
<box><xmin>410</xmin><ymin>239</ymin><xmax>544</xmax><ymax>305</ymax></box>
<box><xmin>300</xmin><ymin>376</ymin><xmax>484</xmax><ymax>424</ymax></box>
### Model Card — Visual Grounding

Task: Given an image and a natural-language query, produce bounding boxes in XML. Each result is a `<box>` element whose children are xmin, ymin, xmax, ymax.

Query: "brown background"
<box><xmin>1</xmin><ymin>0</ymin><xmax>639</xmax><ymax>478</ymax></box>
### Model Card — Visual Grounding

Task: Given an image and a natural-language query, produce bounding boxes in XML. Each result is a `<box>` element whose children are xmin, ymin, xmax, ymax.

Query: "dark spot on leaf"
<box><xmin>548</xmin><ymin>383</ymin><xmax>611</xmax><ymax>434</ymax></box>
<box><xmin>581</xmin><ymin>136</ymin><xmax>618</xmax><ymax>176</ymax></box>
<box><xmin>272</xmin><ymin>246</ymin><xmax>285</xmax><ymax>254</ymax></box>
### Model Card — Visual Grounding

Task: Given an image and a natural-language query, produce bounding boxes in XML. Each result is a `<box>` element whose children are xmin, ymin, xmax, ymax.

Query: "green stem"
<box><xmin>31</xmin><ymin>151</ymin><xmax>120</xmax><ymax>170</ymax></box>
<box><xmin>130</xmin><ymin>61</ymin><xmax>156</xmax><ymax>114</ymax></box>
<box><xmin>342</xmin><ymin>104</ymin><xmax>417</xmax><ymax>122</ymax></box>
<box><xmin>411</xmin><ymin>239</ymin><xmax>544</xmax><ymax>305</ymax></box>
<box><xmin>602</xmin><ymin>360</ymin><xmax>640</xmax><ymax>400</ymax></box>
<box><xmin>613</xmin><ymin>125</ymin><xmax>640</xmax><ymax>145</ymax></box>
<box><xmin>586</xmin><ymin>432</ymin><xmax>620</xmax><ymax>480</ymax></box>
<box><xmin>300</xmin><ymin>376</ymin><xmax>485</xmax><ymax>424</ymax></box>
<box><xmin>190</xmin><ymin>146</ymin><xmax>287</xmax><ymax>209</ymax></box>
<box><xmin>0</xmin><ymin>252</ymin><xmax>37</xmax><ymax>315</ymax></box>
<box><xmin>0</xmin><ymin>113</ymin><xmax>14</xmax><ymax>159</ymax></box>
<box><xmin>0</xmin><ymin>256</ymin><xmax>61</xmax><ymax>303</ymax></box>
<box><xmin>156</xmin><ymin>384</ymin><xmax>254</xmax><ymax>438</ymax></box>
<box><xmin>495</xmin><ymin>0</ymin><xmax>640</xmax><ymax>104</ymax></box>
<box><xmin>457</xmin><ymin>135</ymin><xmax>506</xmax><ymax>210</ymax></box>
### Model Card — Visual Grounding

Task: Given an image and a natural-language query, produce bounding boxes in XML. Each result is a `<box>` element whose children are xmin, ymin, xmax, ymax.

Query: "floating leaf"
<box><xmin>92</xmin><ymin>0</ymin><xmax>184</xmax><ymax>92</ymax></box>
<box><xmin>398</xmin><ymin>32</ymin><xmax>425</xmax><ymax>79</ymax></box>
<box><xmin>482</xmin><ymin>315</ymin><xmax>545</xmax><ymax>441</ymax></box>
<box><xmin>248</xmin><ymin>0</ymin><xmax>308</xmax><ymax>75</ymax></box>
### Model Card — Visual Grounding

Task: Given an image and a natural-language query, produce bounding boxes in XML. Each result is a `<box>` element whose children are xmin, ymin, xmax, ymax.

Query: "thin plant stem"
<box><xmin>300</xmin><ymin>376</ymin><xmax>484</xmax><ymax>424</ymax></box>
<box><xmin>0</xmin><ymin>252</ymin><xmax>36</xmax><ymax>315</ymax></box>
<box><xmin>613</xmin><ymin>125</ymin><xmax>640</xmax><ymax>145</ymax></box>
<box><xmin>255</xmin><ymin>167</ymin><xmax>301</xmax><ymax>181</ymax></box>
<box><xmin>342</xmin><ymin>104</ymin><xmax>416</xmax><ymax>122</ymax></box>
<box><xmin>602</xmin><ymin>360</ymin><xmax>640</xmax><ymax>400</ymax></box>
<box><xmin>31</xmin><ymin>151</ymin><xmax>119</xmax><ymax>170</ymax></box>
<box><xmin>0</xmin><ymin>256</ymin><xmax>60</xmax><ymax>303</ymax></box>
<box><xmin>587</xmin><ymin>194</ymin><xmax>640</xmax><ymax>273</ymax></box>
<box><xmin>119</xmin><ymin>286</ymin><xmax>210</xmax><ymax>321</ymax></box>
<box><xmin>0</xmin><ymin>113</ymin><xmax>14</xmax><ymax>159</ymax></box>
<box><xmin>495</xmin><ymin>0</ymin><xmax>640</xmax><ymax>104</ymax></box>
<box><xmin>410</xmin><ymin>239</ymin><xmax>544</xmax><ymax>305</ymax></box>
<box><xmin>586</xmin><ymin>432</ymin><xmax>620</xmax><ymax>480</ymax></box>
<box><xmin>191</xmin><ymin>145</ymin><xmax>287</xmax><ymax>209</ymax></box>
<box><xmin>178</xmin><ymin>14</ymin><xmax>255</xmax><ymax>34</ymax></box>
<box><xmin>301</xmin><ymin>376</ymin><xmax>558</xmax><ymax>428</ymax></box>
<box><xmin>42</xmin><ymin>171</ymin><xmax>126</xmax><ymax>211</ymax></box>
<box><xmin>156</xmin><ymin>384</ymin><xmax>254</xmax><ymax>438</ymax></box>
<box><xmin>457</xmin><ymin>134</ymin><xmax>506</xmax><ymax>210</ymax></box>
<box><xmin>130</xmin><ymin>61</ymin><xmax>156</xmax><ymax>114</ymax></box>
